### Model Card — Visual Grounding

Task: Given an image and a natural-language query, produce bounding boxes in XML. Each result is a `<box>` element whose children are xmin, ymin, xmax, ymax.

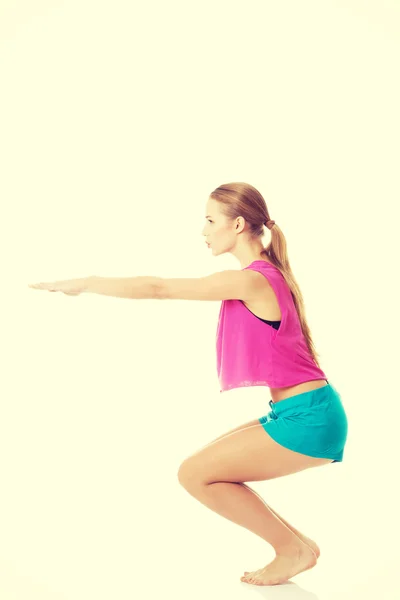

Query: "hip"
<box><xmin>267</xmin><ymin>381</ymin><xmax>348</xmax><ymax>431</ymax></box>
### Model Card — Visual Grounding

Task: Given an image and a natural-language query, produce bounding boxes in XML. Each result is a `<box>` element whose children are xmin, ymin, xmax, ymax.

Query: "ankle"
<box><xmin>275</xmin><ymin>540</ymin><xmax>309</xmax><ymax>558</ymax></box>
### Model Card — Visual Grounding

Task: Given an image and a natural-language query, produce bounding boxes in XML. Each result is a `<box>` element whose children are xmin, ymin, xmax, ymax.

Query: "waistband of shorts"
<box><xmin>269</xmin><ymin>382</ymin><xmax>340</xmax><ymax>414</ymax></box>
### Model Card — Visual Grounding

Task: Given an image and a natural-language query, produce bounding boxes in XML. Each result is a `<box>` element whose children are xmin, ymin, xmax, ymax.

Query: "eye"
<box><xmin>207</xmin><ymin>219</ymin><xmax>213</xmax><ymax>223</ymax></box>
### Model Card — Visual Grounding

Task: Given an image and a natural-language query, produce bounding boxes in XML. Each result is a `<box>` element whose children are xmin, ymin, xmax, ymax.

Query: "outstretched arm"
<box><xmin>30</xmin><ymin>269</ymin><xmax>264</xmax><ymax>302</ymax></box>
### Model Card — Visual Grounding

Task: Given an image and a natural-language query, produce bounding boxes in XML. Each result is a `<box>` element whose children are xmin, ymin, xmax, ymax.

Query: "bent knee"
<box><xmin>177</xmin><ymin>458</ymin><xmax>200</xmax><ymax>487</ymax></box>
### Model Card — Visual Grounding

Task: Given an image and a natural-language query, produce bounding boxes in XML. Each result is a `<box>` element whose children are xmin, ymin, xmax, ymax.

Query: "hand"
<box><xmin>28</xmin><ymin>277</ymin><xmax>90</xmax><ymax>296</ymax></box>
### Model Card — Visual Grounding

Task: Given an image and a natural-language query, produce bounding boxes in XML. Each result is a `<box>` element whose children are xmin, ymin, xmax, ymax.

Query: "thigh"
<box><xmin>198</xmin><ymin>418</ymin><xmax>261</xmax><ymax>450</ymax></box>
<box><xmin>179</xmin><ymin>424</ymin><xmax>333</xmax><ymax>486</ymax></box>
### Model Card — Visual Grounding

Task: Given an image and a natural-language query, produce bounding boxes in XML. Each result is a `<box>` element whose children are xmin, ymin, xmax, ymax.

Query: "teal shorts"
<box><xmin>258</xmin><ymin>382</ymin><xmax>348</xmax><ymax>463</ymax></box>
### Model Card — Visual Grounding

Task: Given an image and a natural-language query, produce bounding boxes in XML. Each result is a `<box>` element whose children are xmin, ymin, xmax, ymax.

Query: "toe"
<box><xmin>245</xmin><ymin>569</ymin><xmax>259</xmax><ymax>576</ymax></box>
<box><xmin>241</xmin><ymin>568</ymin><xmax>263</xmax><ymax>584</ymax></box>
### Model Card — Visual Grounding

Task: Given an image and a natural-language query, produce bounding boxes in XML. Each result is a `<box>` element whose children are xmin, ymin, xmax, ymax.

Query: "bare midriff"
<box><xmin>269</xmin><ymin>379</ymin><xmax>328</xmax><ymax>404</ymax></box>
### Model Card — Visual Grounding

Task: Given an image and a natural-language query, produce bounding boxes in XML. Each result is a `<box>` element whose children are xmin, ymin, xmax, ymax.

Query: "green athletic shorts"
<box><xmin>258</xmin><ymin>382</ymin><xmax>348</xmax><ymax>462</ymax></box>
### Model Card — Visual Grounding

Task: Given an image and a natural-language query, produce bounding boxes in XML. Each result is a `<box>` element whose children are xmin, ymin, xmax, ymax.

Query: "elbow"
<box><xmin>154</xmin><ymin>279</ymin><xmax>167</xmax><ymax>299</ymax></box>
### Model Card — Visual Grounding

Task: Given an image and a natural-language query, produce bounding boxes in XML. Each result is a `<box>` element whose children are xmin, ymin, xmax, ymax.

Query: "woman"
<box><xmin>29</xmin><ymin>181</ymin><xmax>348</xmax><ymax>586</ymax></box>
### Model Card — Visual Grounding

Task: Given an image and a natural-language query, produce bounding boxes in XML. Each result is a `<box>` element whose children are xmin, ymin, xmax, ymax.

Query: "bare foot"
<box><xmin>240</xmin><ymin>543</ymin><xmax>317</xmax><ymax>586</ymax></box>
<box><xmin>243</xmin><ymin>534</ymin><xmax>320</xmax><ymax>579</ymax></box>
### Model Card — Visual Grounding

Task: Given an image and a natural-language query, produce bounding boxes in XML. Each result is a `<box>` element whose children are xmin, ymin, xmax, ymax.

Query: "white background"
<box><xmin>1</xmin><ymin>1</ymin><xmax>399</xmax><ymax>599</ymax></box>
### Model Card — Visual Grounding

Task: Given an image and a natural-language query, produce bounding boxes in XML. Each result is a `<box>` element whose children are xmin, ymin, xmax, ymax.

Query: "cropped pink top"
<box><xmin>216</xmin><ymin>260</ymin><xmax>327</xmax><ymax>392</ymax></box>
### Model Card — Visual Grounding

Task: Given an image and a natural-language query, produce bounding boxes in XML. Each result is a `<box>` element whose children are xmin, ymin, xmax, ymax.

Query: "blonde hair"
<box><xmin>210</xmin><ymin>182</ymin><xmax>322</xmax><ymax>369</ymax></box>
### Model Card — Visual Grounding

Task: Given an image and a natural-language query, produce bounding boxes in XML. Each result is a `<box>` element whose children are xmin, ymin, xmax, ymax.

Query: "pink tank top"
<box><xmin>216</xmin><ymin>260</ymin><xmax>327</xmax><ymax>392</ymax></box>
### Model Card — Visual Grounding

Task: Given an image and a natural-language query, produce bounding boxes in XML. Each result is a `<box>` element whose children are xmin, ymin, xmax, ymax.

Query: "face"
<box><xmin>202</xmin><ymin>197</ymin><xmax>236</xmax><ymax>255</ymax></box>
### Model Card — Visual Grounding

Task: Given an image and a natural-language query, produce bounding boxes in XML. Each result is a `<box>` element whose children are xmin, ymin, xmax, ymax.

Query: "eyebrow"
<box><xmin>205</xmin><ymin>215</ymin><xmax>212</xmax><ymax>218</ymax></box>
